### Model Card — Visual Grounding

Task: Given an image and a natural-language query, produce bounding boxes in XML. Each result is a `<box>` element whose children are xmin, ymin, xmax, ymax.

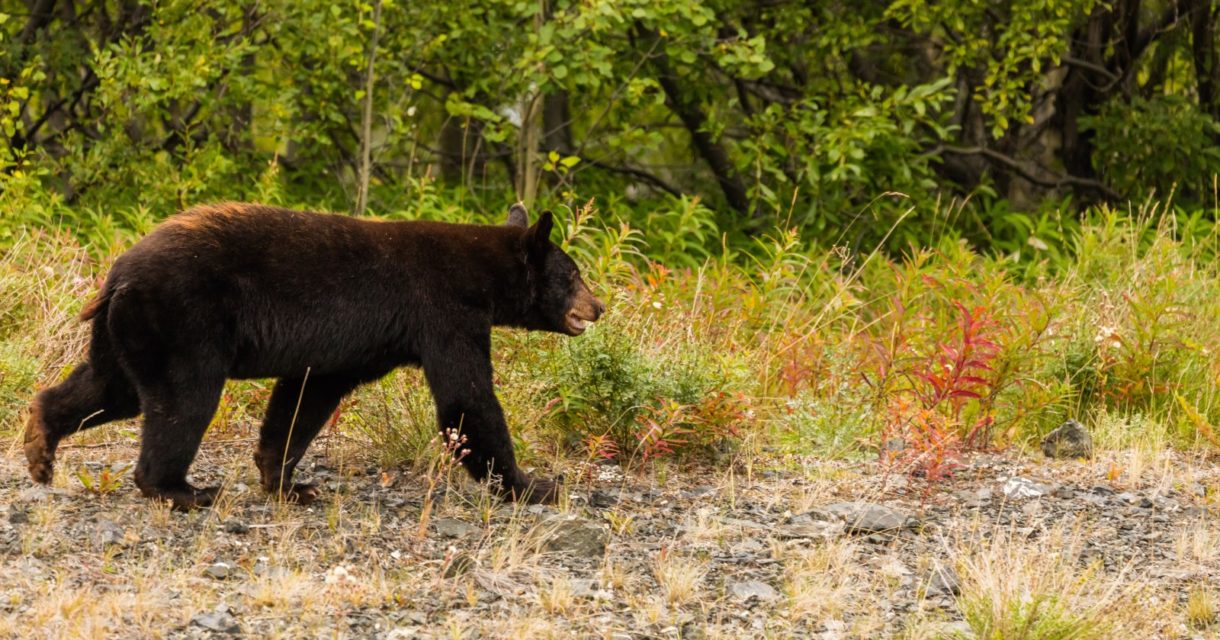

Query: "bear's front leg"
<box><xmin>422</xmin><ymin>332</ymin><xmax>560</xmax><ymax>505</ymax></box>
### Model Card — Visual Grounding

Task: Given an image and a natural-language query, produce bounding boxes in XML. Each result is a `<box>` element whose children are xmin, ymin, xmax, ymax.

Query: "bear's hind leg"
<box><xmin>131</xmin><ymin>374</ymin><xmax>225</xmax><ymax>510</ymax></box>
<box><xmin>255</xmin><ymin>374</ymin><xmax>362</xmax><ymax>505</ymax></box>
<box><xmin>25</xmin><ymin>362</ymin><xmax>140</xmax><ymax>484</ymax></box>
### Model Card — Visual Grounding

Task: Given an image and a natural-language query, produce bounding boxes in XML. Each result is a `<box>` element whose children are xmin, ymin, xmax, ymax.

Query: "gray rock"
<box><xmin>18</xmin><ymin>486</ymin><xmax>51</xmax><ymax>502</ymax></box>
<box><xmin>1001</xmin><ymin>477</ymin><xmax>1051</xmax><ymax>499</ymax></box>
<box><xmin>824</xmin><ymin>502</ymin><xmax>916</xmax><ymax>533</ymax></box>
<box><xmin>570</xmin><ymin>578</ymin><xmax>613</xmax><ymax>600</ymax></box>
<box><xmin>776</xmin><ymin>520</ymin><xmax>844</xmax><ymax>540</ymax></box>
<box><xmin>432</xmin><ymin>518</ymin><xmax>480</xmax><ymax>539</ymax></box>
<box><xmin>204</xmin><ymin>562</ymin><xmax>232</xmax><ymax>580</ymax></box>
<box><xmin>526</xmin><ymin>504</ymin><xmax>553</xmax><ymax>516</ymax></box>
<box><xmin>191</xmin><ymin>606</ymin><xmax>240</xmax><ymax>634</ymax></box>
<box><xmin>590</xmin><ymin>489</ymin><xmax>620</xmax><ymax>508</ymax></box>
<box><xmin>252</xmin><ymin>559</ymin><xmax>288</xmax><ymax>579</ymax></box>
<box><xmin>442</xmin><ymin>552</ymin><xmax>475</xmax><ymax>578</ymax></box>
<box><xmin>925</xmin><ymin>564</ymin><xmax>961</xmax><ymax>596</ymax></box>
<box><xmin>96</xmin><ymin>519</ymin><xmax>124</xmax><ymax>547</ymax></box>
<box><xmin>1079</xmin><ymin>492</ymin><xmax>1108</xmax><ymax>507</ymax></box>
<box><xmin>681</xmin><ymin>486</ymin><xmax>715</xmax><ymax>499</ymax></box>
<box><xmin>543</xmin><ymin>516</ymin><xmax>609</xmax><ymax>556</ymax></box>
<box><xmin>718</xmin><ymin>517</ymin><xmax>768</xmax><ymax>531</ymax></box>
<box><xmin>953</xmin><ymin>488</ymin><xmax>992</xmax><ymax>508</ymax></box>
<box><xmin>1041</xmin><ymin>420</ymin><xmax>1093</xmax><ymax>459</ymax></box>
<box><xmin>728</xmin><ymin>580</ymin><xmax>780</xmax><ymax>602</ymax></box>
<box><xmin>1113</xmin><ymin>492</ymin><xmax>1153</xmax><ymax>508</ymax></box>
<box><xmin>881</xmin><ymin>438</ymin><xmax>908</xmax><ymax>453</ymax></box>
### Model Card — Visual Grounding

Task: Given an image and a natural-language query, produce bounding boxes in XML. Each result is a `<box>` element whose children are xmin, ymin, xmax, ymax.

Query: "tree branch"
<box><xmin>580</xmin><ymin>156</ymin><xmax>683</xmax><ymax>197</ymax></box>
<box><xmin>938</xmin><ymin>145</ymin><xmax>1121</xmax><ymax>200</ymax></box>
<box><xmin>634</xmin><ymin>23</ymin><xmax>752</xmax><ymax>218</ymax></box>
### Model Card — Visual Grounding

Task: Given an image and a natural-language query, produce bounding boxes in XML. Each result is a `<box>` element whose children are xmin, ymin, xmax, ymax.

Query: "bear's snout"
<box><xmin>564</xmin><ymin>284</ymin><xmax>604</xmax><ymax>335</ymax></box>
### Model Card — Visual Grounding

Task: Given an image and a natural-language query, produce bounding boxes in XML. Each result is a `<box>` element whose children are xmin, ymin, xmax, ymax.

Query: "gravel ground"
<box><xmin>1</xmin><ymin>435</ymin><xmax>1218</xmax><ymax>639</ymax></box>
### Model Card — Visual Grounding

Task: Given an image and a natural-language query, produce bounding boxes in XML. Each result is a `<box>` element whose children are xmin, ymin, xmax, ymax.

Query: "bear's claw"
<box><xmin>23</xmin><ymin>404</ymin><xmax>55</xmax><ymax>485</ymax></box>
<box><xmin>276</xmin><ymin>483</ymin><xmax>321</xmax><ymax>505</ymax></box>
<box><xmin>507</xmin><ymin>473</ymin><xmax>561</xmax><ymax>505</ymax></box>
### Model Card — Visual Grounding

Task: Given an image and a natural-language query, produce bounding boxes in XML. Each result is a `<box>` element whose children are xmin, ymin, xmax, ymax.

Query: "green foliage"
<box><xmin>1083</xmin><ymin>95</ymin><xmax>1220</xmax><ymax>203</ymax></box>
<box><xmin>3</xmin><ymin>0</ymin><xmax>1218</xmax><ymax>256</ymax></box>
<box><xmin>540</xmin><ymin>325</ymin><xmax>732</xmax><ymax>461</ymax></box>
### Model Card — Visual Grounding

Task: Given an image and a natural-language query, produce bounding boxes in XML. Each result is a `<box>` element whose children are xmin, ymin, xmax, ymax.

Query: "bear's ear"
<box><xmin>524</xmin><ymin>211</ymin><xmax>554</xmax><ymax>257</ymax></box>
<box><xmin>506</xmin><ymin>202</ymin><xmax>529</xmax><ymax>228</ymax></box>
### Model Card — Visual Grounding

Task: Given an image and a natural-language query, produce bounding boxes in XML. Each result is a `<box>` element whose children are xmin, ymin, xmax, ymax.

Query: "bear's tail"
<box><xmin>79</xmin><ymin>287</ymin><xmax>111</xmax><ymax>322</ymax></box>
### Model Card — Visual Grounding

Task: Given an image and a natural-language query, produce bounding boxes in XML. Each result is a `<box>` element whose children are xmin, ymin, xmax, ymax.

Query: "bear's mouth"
<box><xmin>564</xmin><ymin>312</ymin><xmax>595</xmax><ymax>335</ymax></box>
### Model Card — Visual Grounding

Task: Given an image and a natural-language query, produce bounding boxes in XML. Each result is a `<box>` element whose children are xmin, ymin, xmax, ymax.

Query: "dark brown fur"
<box><xmin>24</xmin><ymin>202</ymin><xmax>603</xmax><ymax>509</ymax></box>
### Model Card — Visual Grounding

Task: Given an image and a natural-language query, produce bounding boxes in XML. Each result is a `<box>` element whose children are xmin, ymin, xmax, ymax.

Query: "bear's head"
<box><xmin>506</xmin><ymin>203</ymin><xmax>605</xmax><ymax>336</ymax></box>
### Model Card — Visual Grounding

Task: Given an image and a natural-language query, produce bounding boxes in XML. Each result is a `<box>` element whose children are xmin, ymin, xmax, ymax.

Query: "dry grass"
<box><xmin>783</xmin><ymin>538</ymin><xmax>864</xmax><ymax>624</ymax></box>
<box><xmin>951</xmin><ymin>524</ymin><xmax>1163</xmax><ymax>640</ymax></box>
<box><xmin>653</xmin><ymin>548</ymin><xmax>707</xmax><ymax>606</ymax></box>
<box><xmin>3</xmin><ymin>212</ymin><xmax>1220</xmax><ymax>637</ymax></box>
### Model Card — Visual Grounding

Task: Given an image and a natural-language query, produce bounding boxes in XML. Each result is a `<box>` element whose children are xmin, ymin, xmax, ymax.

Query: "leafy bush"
<box><xmin>1083</xmin><ymin>96</ymin><xmax>1220</xmax><ymax>203</ymax></box>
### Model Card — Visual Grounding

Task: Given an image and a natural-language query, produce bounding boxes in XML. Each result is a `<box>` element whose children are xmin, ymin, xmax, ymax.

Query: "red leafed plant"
<box><xmin>635</xmin><ymin>400</ymin><xmax>691</xmax><ymax>462</ymax></box>
<box><xmin>913</xmin><ymin>302</ymin><xmax>1000</xmax><ymax>447</ymax></box>
<box><xmin>883</xmin><ymin>301</ymin><xmax>1003</xmax><ymax>484</ymax></box>
<box><xmin>583</xmin><ymin>432</ymin><xmax>621</xmax><ymax>463</ymax></box>
<box><xmin>634</xmin><ymin>392</ymin><xmax>750</xmax><ymax>462</ymax></box>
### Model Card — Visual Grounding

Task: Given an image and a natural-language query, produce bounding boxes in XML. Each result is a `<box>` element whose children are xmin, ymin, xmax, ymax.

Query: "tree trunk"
<box><xmin>635</xmin><ymin>25</ymin><xmax>751</xmax><ymax>218</ymax></box>
<box><xmin>1189</xmin><ymin>0</ymin><xmax>1220</xmax><ymax>122</ymax></box>
<box><xmin>542</xmin><ymin>91</ymin><xmax>573</xmax><ymax>155</ymax></box>
<box><xmin>355</xmin><ymin>0</ymin><xmax>382</xmax><ymax>215</ymax></box>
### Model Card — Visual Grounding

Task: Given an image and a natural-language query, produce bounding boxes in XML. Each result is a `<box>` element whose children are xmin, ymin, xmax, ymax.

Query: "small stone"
<box><xmin>542</xmin><ymin>516</ymin><xmax>609</xmax><ymax>556</ymax></box>
<box><xmin>8</xmin><ymin>510</ymin><xmax>29</xmax><ymax>525</ymax></box>
<box><xmin>96</xmin><ymin>519</ymin><xmax>124</xmax><ymax>547</ymax></box>
<box><xmin>442</xmin><ymin>552</ymin><xmax>475</xmax><ymax>578</ymax></box>
<box><xmin>570</xmin><ymin>578</ymin><xmax>613</xmax><ymax>600</ymax></box>
<box><xmin>253</xmin><ymin>559</ymin><xmax>288</xmax><ymax>578</ymax></box>
<box><xmin>222</xmin><ymin>520</ymin><xmax>249</xmax><ymax>534</ymax></box>
<box><xmin>570</xmin><ymin>578</ymin><xmax>596</xmax><ymax>597</ymax></box>
<box><xmin>681</xmin><ymin>486</ymin><xmax>715</xmax><ymax>499</ymax></box>
<box><xmin>881</xmin><ymin>438</ymin><xmax>907</xmax><ymax>453</ymax></box>
<box><xmin>777</xmin><ymin>521</ymin><xmax>843</xmax><ymax>540</ymax></box>
<box><xmin>1001</xmin><ymin>477</ymin><xmax>1051</xmax><ymax>499</ymax></box>
<box><xmin>824</xmin><ymin>502</ymin><xmax>916</xmax><ymax>533</ymax></box>
<box><xmin>432</xmin><ymin>518</ymin><xmax>480</xmax><ymax>539</ymax></box>
<box><xmin>718</xmin><ymin>517</ymin><xmax>768</xmax><ymax>531</ymax></box>
<box><xmin>875</xmin><ymin>557</ymin><xmax>913</xmax><ymax>582</ymax></box>
<box><xmin>204</xmin><ymin>562</ymin><xmax>233</xmax><ymax>580</ymax></box>
<box><xmin>18</xmin><ymin>486</ymin><xmax>51</xmax><ymax>502</ymax></box>
<box><xmin>954</xmin><ymin>488</ymin><xmax>993</xmax><ymax>508</ymax></box>
<box><xmin>728</xmin><ymin>580</ymin><xmax>780</xmax><ymax>602</ymax></box>
<box><xmin>1051</xmin><ymin>485</ymin><xmax>1075</xmax><ymax>499</ymax></box>
<box><xmin>1040</xmin><ymin>420</ymin><xmax>1093</xmax><ymax>459</ymax></box>
<box><xmin>1079</xmin><ymin>492</ymin><xmax>1107</xmax><ymax>507</ymax></box>
<box><xmin>926</xmin><ymin>564</ymin><xmax>961</xmax><ymax>596</ymax></box>
<box><xmin>820</xmin><ymin>619</ymin><xmax>848</xmax><ymax>640</ymax></box>
<box><xmin>191</xmin><ymin>607</ymin><xmax>240</xmax><ymax>634</ymax></box>
<box><xmin>590</xmin><ymin>489</ymin><xmax>620</xmax><ymax>508</ymax></box>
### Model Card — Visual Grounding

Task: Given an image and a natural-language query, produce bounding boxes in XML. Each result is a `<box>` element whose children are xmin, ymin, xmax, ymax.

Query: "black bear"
<box><xmin>23</xmin><ymin>202</ymin><xmax>603</xmax><ymax>508</ymax></box>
